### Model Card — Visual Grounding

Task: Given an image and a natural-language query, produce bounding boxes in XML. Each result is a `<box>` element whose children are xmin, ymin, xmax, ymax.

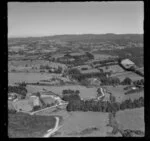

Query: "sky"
<box><xmin>8</xmin><ymin>2</ymin><xmax>144</xmax><ymax>37</ymax></box>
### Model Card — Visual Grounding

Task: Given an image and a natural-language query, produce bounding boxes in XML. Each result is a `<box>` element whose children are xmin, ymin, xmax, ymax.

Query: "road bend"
<box><xmin>43</xmin><ymin>116</ymin><xmax>61</xmax><ymax>137</ymax></box>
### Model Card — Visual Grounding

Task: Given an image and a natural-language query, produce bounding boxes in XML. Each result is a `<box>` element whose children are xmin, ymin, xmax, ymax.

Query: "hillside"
<box><xmin>8</xmin><ymin>34</ymin><xmax>143</xmax><ymax>46</ymax></box>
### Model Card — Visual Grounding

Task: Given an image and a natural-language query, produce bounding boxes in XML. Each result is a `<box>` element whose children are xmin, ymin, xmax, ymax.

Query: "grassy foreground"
<box><xmin>8</xmin><ymin>112</ymin><xmax>56</xmax><ymax>138</ymax></box>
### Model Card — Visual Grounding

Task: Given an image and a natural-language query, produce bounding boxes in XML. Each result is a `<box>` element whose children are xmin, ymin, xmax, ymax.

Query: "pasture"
<box><xmin>8</xmin><ymin>72</ymin><xmax>62</xmax><ymax>84</ymax></box>
<box><xmin>115</xmin><ymin>108</ymin><xmax>144</xmax><ymax>132</ymax></box>
<box><xmin>27</xmin><ymin>85</ymin><xmax>98</xmax><ymax>99</ymax></box>
<box><xmin>52</xmin><ymin>111</ymin><xmax>109</xmax><ymax>137</ymax></box>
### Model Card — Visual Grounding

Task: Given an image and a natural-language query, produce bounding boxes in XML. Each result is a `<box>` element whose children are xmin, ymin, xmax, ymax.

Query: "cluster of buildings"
<box><xmin>8</xmin><ymin>90</ymin><xmax>67</xmax><ymax>113</ymax></box>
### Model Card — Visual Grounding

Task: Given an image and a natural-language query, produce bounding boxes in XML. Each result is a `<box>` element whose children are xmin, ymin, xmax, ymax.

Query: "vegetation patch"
<box><xmin>8</xmin><ymin>112</ymin><xmax>56</xmax><ymax>137</ymax></box>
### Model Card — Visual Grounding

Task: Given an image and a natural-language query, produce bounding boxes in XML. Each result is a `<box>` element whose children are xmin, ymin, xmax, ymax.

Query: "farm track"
<box><xmin>43</xmin><ymin>117</ymin><xmax>61</xmax><ymax>137</ymax></box>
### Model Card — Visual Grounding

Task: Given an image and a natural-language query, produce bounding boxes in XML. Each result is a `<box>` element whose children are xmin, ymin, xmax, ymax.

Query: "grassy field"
<box><xmin>27</xmin><ymin>85</ymin><xmax>98</xmax><ymax>99</ymax></box>
<box><xmin>117</xmin><ymin>72</ymin><xmax>143</xmax><ymax>81</ymax></box>
<box><xmin>105</xmin><ymin>86</ymin><xmax>144</xmax><ymax>102</ymax></box>
<box><xmin>105</xmin><ymin>86</ymin><xmax>126</xmax><ymax>102</ymax></box>
<box><xmin>8</xmin><ymin>112</ymin><xmax>56</xmax><ymax>138</ymax></box>
<box><xmin>93</xmin><ymin>54</ymin><xmax>115</xmax><ymax>60</ymax></box>
<box><xmin>99</xmin><ymin>65</ymin><xmax>124</xmax><ymax>74</ymax></box>
<box><xmin>115</xmin><ymin>108</ymin><xmax>144</xmax><ymax>132</ymax></box>
<box><xmin>52</xmin><ymin>111</ymin><xmax>109</xmax><ymax>137</ymax></box>
<box><xmin>111</xmin><ymin>71</ymin><xmax>143</xmax><ymax>81</ymax></box>
<box><xmin>8</xmin><ymin>72</ymin><xmax>61</xmax><ymax>84</ymax></box>
<box><xmin>123</xmin><ymin>90</ymin><xmax>144</xmax><ymax>101</ymax></box>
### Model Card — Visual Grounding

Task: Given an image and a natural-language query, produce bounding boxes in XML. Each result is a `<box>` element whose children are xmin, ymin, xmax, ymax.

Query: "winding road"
<box><xmin>97</xmin><ymin>87</ymin><xmax>105</xmax><ymax>100</ymax></box>
<box><xmin>43</xmin><ymin>116</ymin><xmax>61</xmax><ymax>137</ymax></box>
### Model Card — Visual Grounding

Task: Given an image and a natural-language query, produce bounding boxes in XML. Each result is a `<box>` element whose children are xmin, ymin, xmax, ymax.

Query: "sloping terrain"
<box><xmin>8</xmin><ymin>112</ymin><xmax>56</xmax><ymax>137</ymax></box>
<box><xmin>51</xmin><ymin>111</ymin><xmax>109</xmax><ymax>137</ymax></box>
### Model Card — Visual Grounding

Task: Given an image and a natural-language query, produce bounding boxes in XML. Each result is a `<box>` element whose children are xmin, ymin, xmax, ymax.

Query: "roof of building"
<box><xmin>121</xmin><ymin>59</ymin><xmax>135</xmax><ymax>65</ymax></box>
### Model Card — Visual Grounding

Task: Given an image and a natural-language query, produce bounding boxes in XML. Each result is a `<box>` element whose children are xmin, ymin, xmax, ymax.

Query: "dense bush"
<box><xmin>65</xmin><ymin>93</ymin><xmax>144</xmax><ymax>112</ymax></box>
<box><xmin>121</xmin><ymin>77</ymin><xmax>132</xmax><ymax>85</ymax></box>
<box><xmin>18</xmin><ymin>82</ymin><xmax>27</xmax><ymax>87</ymax></box>
<box><xmin>8</xmin><ymin>109</ymin><xmax>16</xmax><ymax>114</ymax></box>
<box><xmin>101</xmin><ymin>77</ymin><xmax>120</xmax><ymax>86</ymax></box>
<box><xmin>32</xmin><ymin>106</ymin><xmax>41</xmax><ymax>111</ymax></box>
<box><xmin>8</xmin><ymin>85</ymin><xmax>27</xmax><ymax>97</ymax></box>
<box><xmin>85</xmin><ymin>52</ymin><xmax>94</xmax><ymax>60</ymax></box>
<box><xmin>62</xmin><ymin>89</ymin><xmax>80</xmax><ymax>95</ymax></box>
<box><xmin>133</xmin><ymin>79</ymin><xmax>144</xmax><ymax>86</ymax></box>
<box><xmin>62</xmin><ymin>93</ymin><xmax>81</xmax><ymax>102</ymax></box>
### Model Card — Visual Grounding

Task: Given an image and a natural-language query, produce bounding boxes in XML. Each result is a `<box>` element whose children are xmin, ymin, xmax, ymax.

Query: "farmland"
<box><xmin>8</xmin><ymin>34</ymin><xmax>144</xmax><ymax>137</ymax></box>
<box><xmin>8</xmin><ymin>73</ymin><xmax>62</xmax><ymax>84</ymax></box>
<box><xmin>50</xmin><ymin>111</ymin><xmax>109</xmax><ymax>137</ymax></box>
<box><xmin>116</xmin><ymin>108</ymin><xmax>144</xmax><ymax>132</ymax></box>
<box><xmin>8</xmin><ymin>112</ymin><xmax>56</xmax><ymax>137</ymax></box>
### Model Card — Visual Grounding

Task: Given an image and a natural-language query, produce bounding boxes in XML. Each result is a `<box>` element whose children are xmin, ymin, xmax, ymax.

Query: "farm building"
<box><xmin>121</xmin><ymin>59</ymin><xmax>135</xmax><ymax>69</ymax></box>
<box><xmin>28</xmin><ymin>95</ymin><xmax>42</xmax><ymax>107</ymax></box>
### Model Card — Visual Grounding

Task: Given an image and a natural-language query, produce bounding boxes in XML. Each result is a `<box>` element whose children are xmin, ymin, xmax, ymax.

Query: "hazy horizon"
<box><xmin>8</xmin><ymin>2</ymin><xmax>144</xmax><ymax>38</ymax></box>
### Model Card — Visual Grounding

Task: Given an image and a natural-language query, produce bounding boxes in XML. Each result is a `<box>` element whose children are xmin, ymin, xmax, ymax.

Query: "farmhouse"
<box><xmin>121</xmin><ymin>59</ymin><xmax>135</xmax><ymax>69</ymax></box>
<box><xmin>28</xmin><ymin>95</ymin><xmax>42</xmax><ymax>107</ymax></box>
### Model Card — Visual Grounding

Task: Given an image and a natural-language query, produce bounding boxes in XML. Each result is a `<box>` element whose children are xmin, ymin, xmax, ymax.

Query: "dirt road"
<box><xmin>43</xmin><ymin>116</ymin><xmax>61</xmax><ymax>137</ymax></box>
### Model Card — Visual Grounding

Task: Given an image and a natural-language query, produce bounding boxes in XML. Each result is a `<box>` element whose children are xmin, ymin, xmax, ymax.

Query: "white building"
<box><xmin>121</xmin><ymin>59</ymin><xmax>135</xmax><ymax>69</ymax></box>
<box><xmin>29</xmin><ymin>95</ymin><xmax>41</xmax><ymax>107</ymax></box>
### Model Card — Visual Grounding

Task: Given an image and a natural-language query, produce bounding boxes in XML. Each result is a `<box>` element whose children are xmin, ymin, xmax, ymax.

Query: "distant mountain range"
<box><xmin>8</xmin><ymin>33</ymin><xmax>143</xmax><ymax>43</ymax></box>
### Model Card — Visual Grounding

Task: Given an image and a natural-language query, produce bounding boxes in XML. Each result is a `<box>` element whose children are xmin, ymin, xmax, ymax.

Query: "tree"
<box><xmin>18</xmin><ymin>82</ymin><xmax>27</xmax><ymax>87</ymax></box>
<box><xmin>33</xmin><ymin>105</ymin><xmax>41</xmax><ymax>111</ymax></box>
<box><xmin>57</xmin><ymin>66</ymin><xmax>63</xmax><ymax>73</ymax></box>
<box><xmin>121</xmin><ymin>77</ymin><xmax>132</xmax><ymax>85</ymax></box>
<box><xmin>67</xmin><ymin>68</ymin><xmax>81</xmax><ymax>80</ymax></box>
<box><xmin>85</xmin><ymin>52</ymin><xmax>94</xmax><ymax>59</ymax></box>
<box><xmin>75</xmin><ymin>90</ymin><xmax>80</xmax><ymax>95</ymax></box>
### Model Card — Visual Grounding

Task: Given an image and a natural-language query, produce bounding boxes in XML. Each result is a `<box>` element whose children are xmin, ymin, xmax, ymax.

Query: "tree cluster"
<box><xmin>62</xmin><ymin>91</ymin><xmax>81</xmax><ymax>102</ymax></box>
<box><xmin>101</xmin><ymin>77</ymin><xmax>120</xmax><ymax>86</ymax></box>
<box><xmin>8</xmin><ymin>85</ymin><xmax>27</xmax><ymax>98</ymax></box>
<box><xmin>121</xmin><ymin>77</ymin><xmax>132</xmax><ymax>85</ymax></box>
<box><xmin>93</xmin><ymin>59</ymin><xmax>118</xmax><ymax>66</ymax></box>
<box><xmin>62</xmin><ymin>89</ymin><xmax>80</xmax><ymax>95</ymax></box>
<box><xmin>133</xmin><ymin>79</ymin><xmax>144</xmax><ymax>86</ymax></box>
<box><xmin>64</xmin><ymin>93</ymin><xmax>144</xmax><ymax>112</ymax></box>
